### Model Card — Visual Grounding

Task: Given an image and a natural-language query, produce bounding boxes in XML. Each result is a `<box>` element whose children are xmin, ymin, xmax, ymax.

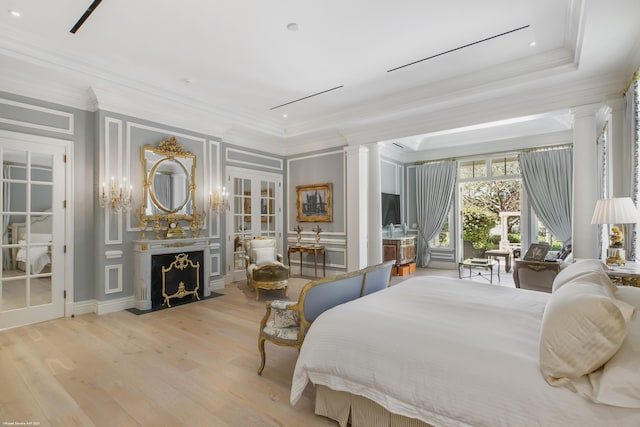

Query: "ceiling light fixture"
<box><xmin>286</xmin><ymin>22</ymin><xmax>299</xmax><ymax>32</ymax></box>
<box><xmin>9</xmin><ymin>10</ymin><xmax>21</xmax><ymax>17</ymax></box>
<box><xmin>282</xmin><ymin>114</ymin><xmax>288</xmax><ymax>118</ymax></box>
<box><xmin>529</xmin><ymin>41</ymin><xmax>537</xmax><ymax>47</ymax></box>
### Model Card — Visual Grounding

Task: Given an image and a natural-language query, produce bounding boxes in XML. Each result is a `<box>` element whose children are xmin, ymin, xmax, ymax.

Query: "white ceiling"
<box><xmin>1</xmin><ymin>0</ymin><xmax>639</xmax><ymax>156</ymax></box>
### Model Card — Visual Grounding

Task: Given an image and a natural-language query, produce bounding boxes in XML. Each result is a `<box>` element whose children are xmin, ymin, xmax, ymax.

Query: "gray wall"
<box><xmin>286</xmin><ymin>149</ymin><xmax>347</xmax><ymax>273</ymax></box>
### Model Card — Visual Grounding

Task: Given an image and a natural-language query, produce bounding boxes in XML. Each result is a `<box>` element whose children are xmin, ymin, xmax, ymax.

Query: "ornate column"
<box><xmin>345</xmin><ymin>145</ymin><xmax>369</xmax><ymax>270</ymax></box>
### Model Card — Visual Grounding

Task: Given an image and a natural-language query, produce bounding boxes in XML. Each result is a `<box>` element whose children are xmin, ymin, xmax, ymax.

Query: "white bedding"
<box><xmin>16</xmin><ymin>235</ymin><xmax>51</xmax><ymax>274</ymax></box>
<box><xmin>290</xmin><ymin>276</ymin><xmax>640</xmax><ymax>427</ymax></box>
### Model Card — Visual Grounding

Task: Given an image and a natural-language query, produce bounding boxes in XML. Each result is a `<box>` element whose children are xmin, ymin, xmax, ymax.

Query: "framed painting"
<box><xmin>523</xmin><ymin>243</ymin><xmax>550</xmax><ymax>261</ymax></box>
<box><xmin>296</xmin><ymin>183</ymin><xmax>333</xmax><ymax>222</ymax></box>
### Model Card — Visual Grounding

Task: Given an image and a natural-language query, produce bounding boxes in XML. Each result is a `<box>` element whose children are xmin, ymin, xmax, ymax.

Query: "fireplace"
<box><xmin>133</xmin><ymin>237</ymin><xmax>211</xmax><ymax>311</ymax></box>
<box><xmin>151</xmin><ymin>251</ymin><xmax>204</xmax><ymax>309</ymax></box>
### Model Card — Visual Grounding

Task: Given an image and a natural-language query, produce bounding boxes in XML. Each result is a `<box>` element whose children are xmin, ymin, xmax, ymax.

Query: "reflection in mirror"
<box><xmin>140</xmin><ymin>137</ymin><xmax>197</xmax><ymax>226</ymax></box>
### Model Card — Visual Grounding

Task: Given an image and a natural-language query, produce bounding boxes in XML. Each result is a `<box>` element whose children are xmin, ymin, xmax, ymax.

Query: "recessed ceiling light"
<box><xmin>282</xmin><ymin>114</ymin><xmax>288</xmax><ymax>118</ymax></box>
<box><xmin>183</xmin><ymin>78</ymin><xmax>193</xmax><ymax>84</ymax></box>
<box><xmin>286</xmin><ymin>22</ymin><xmax>299</xmax><ymax>32</ymax></box>
<box><xmin>529</xmin><ymin>41</ymin><xmax>537</xmax><ymax>47</ymax></box>
<box><xmin>9</xmin><ymin>10</ymin><xmax>21</xmax><ymax>17</ymax></box>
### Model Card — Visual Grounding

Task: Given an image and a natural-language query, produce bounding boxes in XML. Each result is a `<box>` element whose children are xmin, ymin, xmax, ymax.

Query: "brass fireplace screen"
<box><xmin>161</xmin><ymin>253</ymin><xmax>200</xmax><ymax>307</ymax></box>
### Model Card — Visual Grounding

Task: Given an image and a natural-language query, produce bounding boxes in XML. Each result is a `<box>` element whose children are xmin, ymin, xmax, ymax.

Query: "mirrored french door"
<box><xmin>0</xmin><ymin>134</ymin><xmax>66</xmax><ymax>330</ymax></box>
<box><xmin>226</xmin><ymin>167</ymin><xmax>282</xmax><ymax>282</ymax></box>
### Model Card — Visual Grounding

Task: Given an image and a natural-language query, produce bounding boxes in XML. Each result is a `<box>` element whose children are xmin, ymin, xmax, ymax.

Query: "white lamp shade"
<box><xmin>591</xmin><ymin>197</ymin><xmax>640</xmax><ymax>225</ymax></box>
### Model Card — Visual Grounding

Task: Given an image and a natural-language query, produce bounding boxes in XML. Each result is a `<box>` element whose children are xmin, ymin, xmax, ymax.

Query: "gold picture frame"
<box><xmin>296</xmin><ymin>183</ymin><xmax>333</xmax><ymax>222</ymax></box>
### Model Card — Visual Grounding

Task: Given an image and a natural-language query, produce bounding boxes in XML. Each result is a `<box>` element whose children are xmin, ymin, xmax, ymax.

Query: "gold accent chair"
<box><xmin>244</xmin><ymin>238</ymin><xmax>289</xmax><ymax>300</ymax></box>
<box><xmin>257</xmin><ymin>261</ymin><xmax>394</xmax><ymax>375</ymax></box>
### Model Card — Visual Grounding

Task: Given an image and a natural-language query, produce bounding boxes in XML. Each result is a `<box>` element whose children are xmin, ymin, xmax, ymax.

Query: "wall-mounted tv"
<box><xmin>381</xmin><ymin>192</ymin><xmax>401</xmax><ymax>226</ymax></box>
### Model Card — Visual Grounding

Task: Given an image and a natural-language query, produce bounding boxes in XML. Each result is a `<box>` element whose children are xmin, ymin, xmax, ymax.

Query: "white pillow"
<box><xmin>539</xmin><ymin>281</ymin><xmax>635</xmax><ymax>392</ymax></box>
<box><xmin>552</xmin><ymin>259</ymin><xmax>612</xmax><ymax>293</ymax></box>
<box><xmin>251</xmin><ymin>239</ymin><xmax>275</xmax><ymax>249</ymax></box>
<box><xmin>253</xmin><ymin>247</ymin><xmax>276</xmax><ymax>266</ymax></box>
<box><xmin>584</xmin><ymin>287</ymin><xmax>640</xmax><ymax>408</ymax></box>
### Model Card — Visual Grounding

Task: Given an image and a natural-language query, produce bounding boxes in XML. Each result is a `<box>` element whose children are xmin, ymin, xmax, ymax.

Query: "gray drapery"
<box><xmin>415</xmin><ymin>161</ymin><xmax>457</xmax><ymax>267</ymax></box>
<box><xmin>519</xmin><ymin>148</ymin><xmax>573</xmax><ymax>245</ymax></box>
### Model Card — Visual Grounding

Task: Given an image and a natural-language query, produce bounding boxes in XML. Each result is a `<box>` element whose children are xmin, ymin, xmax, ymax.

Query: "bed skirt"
<box><xmin>315</xmin><ymin>385</ymin><xmax>433</xmax><ymax>427</ymax></box>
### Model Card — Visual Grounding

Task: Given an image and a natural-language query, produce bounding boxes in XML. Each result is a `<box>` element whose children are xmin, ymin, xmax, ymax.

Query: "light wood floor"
<box><xmin>0</xmin><ymin>266</ymin><xmax>514</xmax><ymax>427</ymax></box>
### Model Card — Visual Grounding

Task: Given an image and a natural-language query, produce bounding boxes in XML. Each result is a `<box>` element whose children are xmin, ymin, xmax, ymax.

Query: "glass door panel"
<box><xmin>0</xmin><ymin>137</ymin><xmax>64</xmax><ymax>329</ymax></box>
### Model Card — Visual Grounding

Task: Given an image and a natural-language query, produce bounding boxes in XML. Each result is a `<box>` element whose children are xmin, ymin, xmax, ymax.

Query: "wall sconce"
<box><xmin>210</xmin><ymin>186</ymin><xmax>229</xmax><ymax>214</ymax></box>
<box><xmin>100</xmin><ymin>176</ymin><xmax>133</xmax><ymax>212</ymax></box>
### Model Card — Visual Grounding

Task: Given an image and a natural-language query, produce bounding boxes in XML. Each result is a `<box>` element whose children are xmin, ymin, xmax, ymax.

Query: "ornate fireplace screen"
<box><xmin>161</xmin><ymin>253</ymin><xmax>200</xmax><ymax>307</ymax></box>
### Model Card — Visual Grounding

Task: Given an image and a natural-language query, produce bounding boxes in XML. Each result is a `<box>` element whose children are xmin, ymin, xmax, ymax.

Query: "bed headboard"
<box><xmin>9</xmin><ymin>214</ymin><xmax>53</xmax><ymax>269</ymax></box>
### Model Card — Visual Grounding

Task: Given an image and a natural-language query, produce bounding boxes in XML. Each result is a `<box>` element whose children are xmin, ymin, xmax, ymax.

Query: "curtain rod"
<box><xmin>414</xmin><ymin>143</ymin><xmax>573</xmax><ymax>165</ymax></box>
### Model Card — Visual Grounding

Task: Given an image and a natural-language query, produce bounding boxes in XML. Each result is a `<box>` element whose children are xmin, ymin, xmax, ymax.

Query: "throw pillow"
<box><xmin>253</xmin><ymin>247</ymin><xmax>276</xmax><ymax>266</ymax></box>
<box><xmin>539</xmin><ymin>281</ymin><xmax>635</xmax><ymax>392</ymax></box>
<box><xmin>552</xmin><ymin>259</ymin><xmax>613</xmax><ymax>293</ymax></box>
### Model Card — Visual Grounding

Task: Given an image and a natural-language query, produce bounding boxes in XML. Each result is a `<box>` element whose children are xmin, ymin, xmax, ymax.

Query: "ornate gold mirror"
<box><xmin>141</xmin><ymin>137</ymin><xmax>197</xmax><ymax>224</ymax></box>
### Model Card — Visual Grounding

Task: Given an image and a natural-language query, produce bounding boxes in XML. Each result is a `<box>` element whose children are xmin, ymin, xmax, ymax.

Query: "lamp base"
<box><xmin>606</xmin><ymin>248</ymin><xmax>626</xmax><ymax>265</ymax></box>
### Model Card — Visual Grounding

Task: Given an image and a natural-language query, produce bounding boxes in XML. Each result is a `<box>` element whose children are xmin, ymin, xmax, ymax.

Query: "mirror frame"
<box><xmin>140</xmin><ymin>137</ymin><xmax>197</xmax><ymax>224</ymax></box>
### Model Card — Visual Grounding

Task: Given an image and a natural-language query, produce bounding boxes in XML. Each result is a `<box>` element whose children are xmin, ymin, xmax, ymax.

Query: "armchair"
<box><xmin>244</xmin><ymin>238</ymin><xmax>289</xmax><ymax>300</ymax></box>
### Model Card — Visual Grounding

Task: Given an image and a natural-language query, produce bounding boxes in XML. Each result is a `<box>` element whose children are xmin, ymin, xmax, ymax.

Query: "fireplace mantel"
<box><xmin>133</xmin><ymin>237</ymin><xmax>211</xmax><ymax>310</ymax></box>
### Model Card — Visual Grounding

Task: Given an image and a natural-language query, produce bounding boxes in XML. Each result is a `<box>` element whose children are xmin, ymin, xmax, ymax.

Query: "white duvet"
<box><xmin>291</xmin><ymin>276</ymin><xmax>640</xmax><ymax>427</ymax></box>
<box><xmin>16</xmin><ymin>240</ymin><xmax>51</xmax><ymax>274</ymax></box>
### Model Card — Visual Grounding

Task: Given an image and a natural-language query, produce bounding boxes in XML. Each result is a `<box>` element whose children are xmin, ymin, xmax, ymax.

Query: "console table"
<box><xmin>383</xmin><ymin>236</ymin><xmax>416</xmax><ymax>266</ymax></box>
<box><xmin>606</xmin><ymin>261</ymin><xmax>640</xmax><ymax>287</ymax></box>
<box><xmin>288</xmin><ymin>245</ymin><xmax>326</xmax><ymax>278</ymax></box>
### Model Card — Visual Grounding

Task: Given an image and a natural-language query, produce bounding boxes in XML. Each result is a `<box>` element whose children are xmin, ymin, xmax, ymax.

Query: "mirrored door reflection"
<box><xmin>1</xmin><ymin>149</ymin><xmax>53</xmax><ymax>311</ymax></box>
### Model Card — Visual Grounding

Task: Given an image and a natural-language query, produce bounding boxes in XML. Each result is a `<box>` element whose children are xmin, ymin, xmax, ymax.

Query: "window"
<box><xmin>429</xmin><ymin>210</ymin><xmax>453</xmax><ymax>248</ymax></box>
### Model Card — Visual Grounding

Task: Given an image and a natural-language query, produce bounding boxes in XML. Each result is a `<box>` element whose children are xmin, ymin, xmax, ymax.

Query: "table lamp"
<box><xmin>590</xmin><ymin>197</ymin><xmax>640</xmax><ymax>265</ymax></box>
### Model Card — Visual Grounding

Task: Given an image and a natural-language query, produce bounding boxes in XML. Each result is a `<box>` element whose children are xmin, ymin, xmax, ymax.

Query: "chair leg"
<box><xmin>255</xmin><ymin>287</ymin><xmax>260</xmax><ymax>300</ymax></box>
<box><xmin>257</xmin><ymin>336</ymin><xmax>266</xmax><ymax>375</ymax></box>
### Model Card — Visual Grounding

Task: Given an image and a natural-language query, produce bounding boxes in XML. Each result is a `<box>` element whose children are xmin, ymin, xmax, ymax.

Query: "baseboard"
<box><xmin>210</xmin><ymin>277</ymin><xmax>225</xmax><ymax>290</ymax></box>
<box><xmin>72</xmin><ymin>296</ymin><xmax>136</xmax><ymax>316</ymax></box>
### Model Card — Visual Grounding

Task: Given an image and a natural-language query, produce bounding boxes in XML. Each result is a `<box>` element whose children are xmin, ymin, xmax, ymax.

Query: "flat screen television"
<box><xmin>381</xmin><ymin>192</ymin><xmax>401</xmax><ymax>226</ymax></box>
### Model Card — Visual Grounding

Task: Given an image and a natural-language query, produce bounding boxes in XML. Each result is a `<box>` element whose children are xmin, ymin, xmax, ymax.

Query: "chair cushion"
<box><xmin>262</xmin><ymin>320</ymin><xmax>299</xmax><ymax>341</ymax></box>
<box><xmin>270</xmin><ymin>300</ymin><xmax>299</xmax><ymax>327</ymax></box>
<box><xmin>253</xmin><ymin>247</ymin><xmax>276</xmax><ymax>265</ymax></box>
<box><xmin>539</xmin><ymin>281</ymin><xmax>635</xmax><ymax>392</ymax></box>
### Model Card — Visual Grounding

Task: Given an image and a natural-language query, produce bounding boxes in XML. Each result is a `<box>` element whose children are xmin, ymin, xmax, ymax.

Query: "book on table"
<box><xmin>468</xmin><ymin>258</ymin><xmax>490</xmax><ymax>266</ymax></box>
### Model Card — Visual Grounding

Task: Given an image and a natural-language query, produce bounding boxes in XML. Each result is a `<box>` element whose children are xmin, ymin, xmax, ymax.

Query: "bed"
<box><xmin>290</xmin><ymin>261</ymin><xmax>640</xmax><ymax>427</ymax></box>
<box><xmin>10</xmin><ymin>214</ymin><xmax>52</xmax><ymax>274</ymax></box>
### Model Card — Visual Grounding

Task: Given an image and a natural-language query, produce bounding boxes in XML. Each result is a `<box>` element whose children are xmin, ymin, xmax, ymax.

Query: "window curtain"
<box><xmin>415</xmin><ymin>161</ymin><xmax>457</xmax><ymax>267</ymax></box>
<box><xmin>626</xmin><ymin>77</ymin><xmax>639</xmax><ymax>261</ymax></box>
<box><xmin>154</xmin><ymin>174</ymin><xmax>171</xmax><ymax>209</ymax></box>
<box><xmin>519</xmin><ymin>148</ymin><xmax>573</xmax><ymax>245</ymax></box>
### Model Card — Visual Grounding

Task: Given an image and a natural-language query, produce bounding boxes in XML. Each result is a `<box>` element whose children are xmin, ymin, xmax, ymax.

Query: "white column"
<box><xmin>608</xmin><ymin>98</ymin><xmax>626</xmax><ymax>196</ymax></box>
<box><xmin>345</xmin><ymin>145</ymin><xmax>369</xmax><ymax>270</ymax></box>
<box><xmin>572</xmin><ymin>104</ymin><xmax>601</xmax><ymax>259</ymax></box>
<box><xmin>367</xmin><ymin>143</ymin><xmax>383</xmax><ymax>265</ymax></box>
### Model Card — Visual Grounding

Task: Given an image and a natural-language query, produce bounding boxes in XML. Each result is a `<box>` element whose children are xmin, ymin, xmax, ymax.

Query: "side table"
<box><xmin>606</xmin><ymin>261</ymin><xmax>640</xmax><ymax>288</ymax></box>
<box><xmin>288</xmin><ymin>245</ymin><xmax>326</xmax><ymax>278</ymax></box>
<box><xmin>485</xmin><ymin>249</ymin><xmax>511</xmax><ymax>272</ymax></box>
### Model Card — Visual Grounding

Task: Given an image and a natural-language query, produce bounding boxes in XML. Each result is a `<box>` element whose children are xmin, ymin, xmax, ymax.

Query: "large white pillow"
<box><xmin>253</xmin><ymin>247</ymin><xmax>276</xmax><ymax>266</ymax></box>
<box><xmin>552</xmin><ymin>259</ymin><xmax>613</xmax><ymax>293</ymax></box>
<box><xmin>539</xmin><ymin>281</ymin><xmax>635</xmax><ymax>392</ymax></box>
<box><xmin>583</xmin><ymin>287</ymin><xmax>640</xmax><ymax>408</ymax></box>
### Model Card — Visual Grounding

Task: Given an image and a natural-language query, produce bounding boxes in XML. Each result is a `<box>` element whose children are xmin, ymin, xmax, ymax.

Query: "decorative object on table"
<box><xmin>189</xmin><ymin>210</ymin><xmax>205</xmax><ymax>237</ymax></box>
<box><xmin>312</xmin><ymin>225</ymin><xmax>322</xmax><ymax>247</ymax></box>
<box><xmin>294</xmin><ymin>224</ymin><xmax>303</xmax><ymax>246</ymax></box>
<box><xmin>523</xmin><ymin>243</ymin><xmax>550</xmax><ymax>261</ymax></box>
<box><xmin>153</xmin><ymin>217</ymin><xmax>162</xmax><ymax>240</ymax></box>
<box><xmin>388</xmin><ymin>223</ymin><xmax>394</xmax><ymax>237</ymax></box>
<box><xmin>401</xmin><ymin>223</ymin><xmax>408</xmax><ymax>236</ymax></box>
<box><xmin>296</xmin><ymin>183</ymin><xmax>333</xmax><ymax>222</ymax></box>
<box><xmin>591</xmin><ymin>197</ymin><xmax>640</xmax><ymax>265</ymax></box>
<box><xmin>165</xmin><ymin>215</ymin><xmax>186</xmax><ymax>239</ymax></box>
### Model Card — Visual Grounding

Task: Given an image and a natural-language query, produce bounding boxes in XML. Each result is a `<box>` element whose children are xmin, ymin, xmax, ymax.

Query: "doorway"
<box><xmin>1</xmin><ymin>132</ymin><xmax>68</xmax><ymax>330</ymax></box>
<box><xmin>225</xmin><ymin>167</ymin><xmax>283</xmax><ymax>282</ymax></box>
